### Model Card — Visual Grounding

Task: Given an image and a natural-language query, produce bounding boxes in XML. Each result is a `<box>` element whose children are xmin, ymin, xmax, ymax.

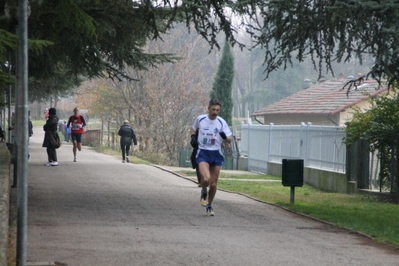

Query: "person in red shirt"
<box><xmin>67</xmin><ymin>107</ymin><xmax>86</xmax><ymax>162</ymax></box>
<box><xmin>44</xmin><ymin>108</ymin><xmax>49</xmax><ymax>120</ymax></box>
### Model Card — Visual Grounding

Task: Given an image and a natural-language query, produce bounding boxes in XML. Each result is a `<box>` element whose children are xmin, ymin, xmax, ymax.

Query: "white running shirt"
<box><xmin>192</xmin><ymin>115</ymin><xmax>232</xmax><ymax>151</ymax></box>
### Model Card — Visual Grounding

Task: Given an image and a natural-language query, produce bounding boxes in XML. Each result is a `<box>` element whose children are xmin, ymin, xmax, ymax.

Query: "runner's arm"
<box><xmin>80</xmin><ymin>116</ymin><xmax>87</xmax><ymax>127</ymax></box>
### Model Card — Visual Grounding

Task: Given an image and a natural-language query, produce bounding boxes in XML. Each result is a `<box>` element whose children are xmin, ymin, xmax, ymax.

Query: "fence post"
<box><xmin>112</xmin><ymin>132</ymin><xmax>115</xmax><ymax>148</ymax></box>
<box><xmin>268</xmin><ymin>123</ymin><xmax>273</xmax><ymax>162</ymax></box>
<box><xmin>356</xmin><ymin>138</ymin><xmax>370</xmax><ymax>189</ymax></box>
<box><xmin>246</xmin><ymin>123</ymin><xmax>250</xmax><ymax>156</ymax></box>
<box><xmin>101</xmin><ymin>120</ymin><xmax>104</xmax><ymax>146</ymax></box>
<box><xmin>107</xmin><ymin>120</ymin><xmax>111</xmax><ymax>147</ymax></box>
<box><xmin>306</xmin><ymin>122</ymin><xmax>312</xmax><ymax>167</ymax></box>
<box><xmin>300</xmin><ymin>122</ymin><xmax>306</xmax><ymax>163</ymax></box>
<box><xmin>346</xmin><ymin>143</ymin><xmax>352</xmax><ymax>182</ymax></box>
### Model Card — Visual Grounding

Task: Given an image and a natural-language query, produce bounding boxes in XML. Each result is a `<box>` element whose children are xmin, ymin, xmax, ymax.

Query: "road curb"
<box><xmin>153</xmin><ymin>165</ymin><xmax>198</xmax><ymax>184</ymax></box>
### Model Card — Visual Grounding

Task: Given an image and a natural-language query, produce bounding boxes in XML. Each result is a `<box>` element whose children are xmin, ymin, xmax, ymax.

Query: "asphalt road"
<box><xmin>25</xmin><ymin>127</ymin><xmax>399</xmax><ymax>266</ymax></box>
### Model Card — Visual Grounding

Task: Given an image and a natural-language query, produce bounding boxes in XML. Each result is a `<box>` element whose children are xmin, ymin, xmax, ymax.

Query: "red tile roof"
<box><xmin>252</xmin><ymin>79</ymin><xmax>388</xmax><ymax>117</ymax></box>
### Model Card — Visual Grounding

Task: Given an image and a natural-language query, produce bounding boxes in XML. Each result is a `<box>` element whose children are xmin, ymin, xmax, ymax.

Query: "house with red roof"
<box><xmin>251</xmin><ymin>79</ymin><xmax>388</xmax><ymax>126</ymax></box>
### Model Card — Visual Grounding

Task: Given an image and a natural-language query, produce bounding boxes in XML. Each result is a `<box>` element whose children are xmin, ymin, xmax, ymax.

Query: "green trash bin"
<box><xmin>179</xmin><ymin>149</ymin><xmax>192</xmax><ymax>168</ymax></box>
<box><xmin>222</xmin><ymin>156</ymin><xmax>233</xmax><ymax>170</ymax></box>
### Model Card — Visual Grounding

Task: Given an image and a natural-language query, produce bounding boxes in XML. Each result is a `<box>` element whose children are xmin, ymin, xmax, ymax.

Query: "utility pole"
<box><xmin>15</xmin><ymin>0</ymin><xmax>29</xmax><ymax>265</ymax></box>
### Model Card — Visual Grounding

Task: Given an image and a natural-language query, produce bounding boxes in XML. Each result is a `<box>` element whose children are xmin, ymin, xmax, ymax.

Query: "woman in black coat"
<box><xmin>118</xmin><ymin>120</ymin><xmax>137</xmax><ymax>163</ymax></box>
<box><xmin>42</xmin><ymin>108</ymin><xmax>59</xmax><ymax>166</ymax></box>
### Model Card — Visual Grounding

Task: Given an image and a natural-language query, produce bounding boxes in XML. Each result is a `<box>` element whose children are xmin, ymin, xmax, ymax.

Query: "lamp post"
<box><xmin>15</xmin><ymin>0</ymin><xmax>29</xmax><ymax>265</ymax></box>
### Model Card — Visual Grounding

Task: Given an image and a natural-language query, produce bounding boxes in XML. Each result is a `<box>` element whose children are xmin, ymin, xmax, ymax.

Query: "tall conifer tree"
<box><xmin>210</xmin><ymin>41</ymin><xmax>234</xmax><ymax>126</ymax></box>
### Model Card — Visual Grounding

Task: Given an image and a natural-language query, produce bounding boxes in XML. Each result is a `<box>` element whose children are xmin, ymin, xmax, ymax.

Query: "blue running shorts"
<box><xmin>196</xmin><ymin>149</ymin><xmax>224</xmax><ymax>167</ymax></box>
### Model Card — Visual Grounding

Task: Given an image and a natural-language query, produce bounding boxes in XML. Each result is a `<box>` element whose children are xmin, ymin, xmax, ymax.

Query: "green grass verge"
<box><xmin>176</xmin><ymin>170</ymin><xmax>399</xmax><ymax>247</ymax></box>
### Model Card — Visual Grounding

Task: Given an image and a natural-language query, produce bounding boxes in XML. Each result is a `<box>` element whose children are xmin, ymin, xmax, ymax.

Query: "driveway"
<box><xmin>23</xmin><ymin>126</ymin><xmax>399</xmax><ymax>266</ymax></box>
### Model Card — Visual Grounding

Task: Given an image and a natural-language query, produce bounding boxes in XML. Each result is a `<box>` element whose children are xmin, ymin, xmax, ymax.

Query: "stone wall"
<box><xmin>0</xmin><ymin>143</ymin><xmax>11</xmax><ymax>265</ymax></box>
<box><xmin>266</xmin><ymin>161</ymin><xmax>352</xmax><ymax>193</ymax></box>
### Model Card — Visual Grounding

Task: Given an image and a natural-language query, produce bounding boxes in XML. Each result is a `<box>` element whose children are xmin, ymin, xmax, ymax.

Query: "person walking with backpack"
<box><xmin>118</xmin><ymin>120</ymin><xmax>137</xmax><ymax>163</ymax></box>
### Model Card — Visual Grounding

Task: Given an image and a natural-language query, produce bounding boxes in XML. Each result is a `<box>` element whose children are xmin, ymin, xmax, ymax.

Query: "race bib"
<box><xmin>72</xmin><ymin>123</ymin><xmax>80</xmax><ymax>130</ymax></box>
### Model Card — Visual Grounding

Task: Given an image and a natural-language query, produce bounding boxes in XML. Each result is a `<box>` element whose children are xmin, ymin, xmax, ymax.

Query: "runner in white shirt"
<box><xmin>190</xmin><ymin>98</ymin><xmax>232</xmax><ymax>216</ymax></box>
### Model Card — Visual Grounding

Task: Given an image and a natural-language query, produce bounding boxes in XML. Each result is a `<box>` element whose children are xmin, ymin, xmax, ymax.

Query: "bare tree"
<box><xmin>77</xmin><ymin>25</ymin><xmax>219</xmax><ymax>165</ymax></box>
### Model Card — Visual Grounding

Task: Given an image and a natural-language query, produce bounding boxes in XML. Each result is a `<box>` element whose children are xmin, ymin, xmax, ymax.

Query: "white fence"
<box><xmin>240</xmin><ymin>123</ymin><xmax>346</xmax><ymax>173</ymax></box>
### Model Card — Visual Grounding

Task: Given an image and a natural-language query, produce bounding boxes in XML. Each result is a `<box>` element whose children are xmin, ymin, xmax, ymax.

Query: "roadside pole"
<box><xmin>16</xmin><ymin>0</ymin><xmax>29</xmax><ymax>265</ymax></box>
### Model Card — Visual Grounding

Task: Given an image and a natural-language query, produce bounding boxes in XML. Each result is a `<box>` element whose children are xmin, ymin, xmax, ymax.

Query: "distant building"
<box><xmin>251</xmin><ymin>79</ymin><xmax>388</xmax><ymax>126</ymax></box>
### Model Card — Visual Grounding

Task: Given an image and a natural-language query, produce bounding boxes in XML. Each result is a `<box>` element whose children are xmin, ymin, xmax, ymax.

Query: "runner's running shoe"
<box><xmin>73</xmin><ymin>157</ymin><xmax>77</xmax><ymax>162</ymax></box>
<box><xmin>200</xmin><ymin>189</ymin><xmax>208</xmax><ymax>207</ymax></box>
<box><xmin>206</xmin><ymin>204</ymin><xmax>214</xmax><ymax>216</ymax></box>
<box><xmin>126</xmin><ymin>156</ymin><xmax>130</xmax><ymax>163</ymax></box>
<box><xmin>44</xmin><ymin>162</ymin><xmax>51</xmax><ymax>166</ymax></box>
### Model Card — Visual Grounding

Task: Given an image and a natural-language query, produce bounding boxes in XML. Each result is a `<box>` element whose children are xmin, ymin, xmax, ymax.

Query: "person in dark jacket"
<box><xmin>42</xmin><ymin>108</ymin><xmax>59</xmax><ymax>166</ymax></box>
<box><xmin>0</xmin><ymin>125</ymin><xmax>4</xmax><ymax>142</ymax></box>
<box><xmin>28</xmin><ymin>116</ymin><xmax>33</xmax><ymax>161</ymax></box>
<box><xmin>28</xmin><ymin>117</ymin><xmax>33</xmax><ymax>140</ymax></box>
<box><xmin>190</xmin><ymin>129</ymin><xmax>201</xmax><ymax>186</ymax></box>
<box><xmin>118</xmin><ymin>120</ymin><xmax>137</xmax><ymax>163</ymax></box>
<box><xmin>8</xmin><ymin>116</ymin><xmax>34</xmax><ymax>160</ymax></box>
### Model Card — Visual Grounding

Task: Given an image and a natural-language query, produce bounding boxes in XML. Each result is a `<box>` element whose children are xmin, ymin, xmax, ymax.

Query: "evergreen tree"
<box><xmin>210</xmin><ymin>41</ymin><xmax>234</xmax><ymax>126</ymax></box>
<box><xmin>0</xmin><ymin>0</ymin><xmax>245</xmax><ymax>98</ymax></box>
<box><xmin>2</xmin><ymin>0</ymin><xmax>399</xmax><ymax>100</ymax></box>
<box><xmin>344</xmin><ymin>92</ymin><xmax>399</xmax><ymax>194</ymax></box>
<box><xmin>253</xmin><ymin>0</ymin><xmax>399</xmax><ymax>89</ymax></box>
